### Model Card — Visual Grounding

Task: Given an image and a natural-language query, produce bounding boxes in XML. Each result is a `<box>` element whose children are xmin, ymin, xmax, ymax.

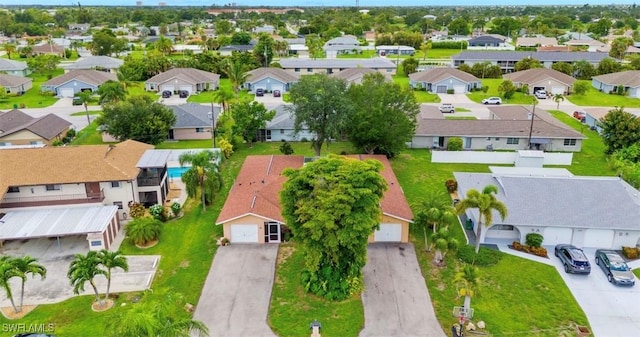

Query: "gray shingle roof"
<box><xmin>592</xmin><ymin>70</ymin><xmax>640</xmax><ymax>87</ymax></box>
<box><xmin>246</xmin><ymin>67</ymin><xmax>300</xmax><ymax>84</ymax></box>
<box><xmin>280</xmin><ymin>57</ymin><xmax>396</xmax><ymax>69</ymax></box>
<box><xmin>503</xmin><ymin>68</ymin><xmax>576</xmax><ymax>86</ymax></box>
<box><xmin>65</xmin><ymin>56</ymin><xmax>124</xmax><ymax>70</ymax></box>
<box><xmin>0</xmin><ymin>58</ymin><xmax>28</xmax><ymax>71</ymax></box>
<box><xmin>468</xmin><ymin>35</ymin><xmax>506</xmax><ymax>43</ymax></box>
<box><xmin>43</xmin><ymin>70</ymin><xmax>117</xmax><ymax>87</ymax></box>
<box><xmin>146</xmin><ymin>68</ymin><xmax>220</xmax><ymax>85</ymax></box>
<box><xmin>170</xmin><ymin>103</ymin><xmax>220</xmax><ymax>129</ymax></box>
<box><xmin>409</xmin><ymin>68</ymin><xmax>481</xmax><ymax>84</ymax></box>
<box><xmin>0</xmin><ymin>74</ymin><xmax>31</xmax><ymax>88</ymax></box>
<box><xmin>452</xmin><ymin>51</ymin><xmax>611</xmax><ymax>62</ymax></box>
<box><xmin>0</xmin><ymin>110</ymin><xmax>70</xmax><ymax>140</ymax></box>
<box><xmin>454</xmin><ymin>172</ymin><xmax>640</xmax><ymax>230</ymax></box>
<box><xmin>266</xmin><ymin>105</ymin><xmax>295</xmax><ymax>129</ymax></box>
<box><xmin>330</xmin><ymin>68</ymin><xmax>393</xmax><ymax>82</ymax></box>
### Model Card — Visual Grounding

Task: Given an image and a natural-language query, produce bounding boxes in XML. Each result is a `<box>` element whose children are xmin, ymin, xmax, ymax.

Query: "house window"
<box><xmin>0</xmin><ymin>142</ymin><xmax>7</xmax><ymax>146</ymax></box>
<box><xmin>307</xmin><ymin>68</ymin><xmax>312</xmax><ymax>72</ymax></box>
<box><xmin>45</xmin><ymin>184</ymin><xmax>61</xmax><ymax>191</ymax></box>
<box><xmin>507</xmin><ymin>138</ymin><xmax>519</xmax><ymax>145</ymax></box>
<box><xmin>486</xmin><ymin>137</ymin><xmax>491</xmax><ymax>141</ymax></box>
<box><xmin>196</xmin><ymin>128</ymin><xmax>205</xmax><ymax>133</ymax></box>
<box><xmin>294</xmin><ymin>68</ymin><xmax>300</xmax><ymax>72</ymax></box>
<box><xmin>30</xmin><ymin>141</ymin><xmax>42</xmax><ymax>145</ymax></box>
<box><xmin>149</xmin><ymin>84</ymin><xmax>155</xmax><ymax>90</ymax></box>
<box><xmin>491</xmin><ymin>225</ymin><xmax>515</xmax><ymax>231</ymax></box>
<box><xmin>495</xmin><ymin>138</ymin><xmax>500</xmax><ymax>141</ymax></box>
<box><xmin>7</xmin><ymin>186</ymin><xmax>19</xmax><ymax>193</ymax></box>
<box><xmin>564</xmin><ymin>139</ymin><xmax>577</xmax><ymax>146</ymax></box>
<box><xmin>266</xmin><ymin>130</ymin><xmax>272</xmax><ymax>140</ymax></box>
<box><xmin>280</xmin><ymin>129</ymin><xmax>284</xmax><ymax>134</ymax></box>
<box><xmin>386</xmin><ymin>69</ymin><xmax>393</xmax><ymax>72</ymax></box>
<box><xmin>111</xmin><ymin>181</ymin><xmax>121</xmax><ymax>188</ymax></box>
<box><xmin>113</xmin><ymin>201</ymin><xmax>123</xmax><ymax>209</ymax></box>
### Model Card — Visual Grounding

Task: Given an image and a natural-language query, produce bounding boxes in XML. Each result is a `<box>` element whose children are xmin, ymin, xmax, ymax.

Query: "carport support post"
<box><xmin>56</xmin><ymin>236</ymin><xmax>61</xmax><ymax>252</ymax></box>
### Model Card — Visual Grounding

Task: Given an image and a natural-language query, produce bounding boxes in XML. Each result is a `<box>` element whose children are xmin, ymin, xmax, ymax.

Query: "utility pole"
<box><xmin>527</xmin><ymin>100</ymin><xmax>536</xmax><ymax>150</ymax></box>
<box><xmin>209</xmin><ymin>102</ymin><xmax>216</xmax><ymax>149</ymax></box>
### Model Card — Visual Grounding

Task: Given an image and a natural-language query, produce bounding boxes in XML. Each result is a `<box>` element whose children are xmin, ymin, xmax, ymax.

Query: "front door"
<box><xmin>264</xmin><ymin>222</ymin><xmax>281</xmax><ymax>243</ymax></box>
<box><xmin>85</xmin><ymin>182</ymin><xmax>100</xmax><ymax>198</ymax></box>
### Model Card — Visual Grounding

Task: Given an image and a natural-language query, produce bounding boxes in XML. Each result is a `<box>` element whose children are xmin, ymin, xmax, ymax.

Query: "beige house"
<box><xmin>0</xmin><ymin>74</ymin><xmax>32</xmax><ymax>95</ymax></box>
<box><xmin>516</xmin><ymin>37</ymin><xmax>558</xmax><ymax>47</ymax></box>
<box><xmin>145</xmin><ymin>68</ymin><xmax>220</xmax><ymax>94</ymax></box>
<box><xmin>216</xmin><ymin>155</ymin><xmax>413</xmax><ymax>244</ymax></box>
<box><xmin>0</xmin><ymin>109</ymin><xmax>70</xmax><ymax>146</ymax></box>
<box><xmin>503</xmin><ymin>68</ymin><xmax>576</xmax><ymax>95</ymax></box>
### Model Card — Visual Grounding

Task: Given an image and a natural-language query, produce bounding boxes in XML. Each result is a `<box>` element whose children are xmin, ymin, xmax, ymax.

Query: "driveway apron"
<box><xmin>359</xmin><ymin>243</ymin><xmax>446</xmax><ymax>337</ymax></box>
<box><xmin>192</xmin><ymin>244</ymin><xmax>278</xmax><ymax>337</ymax></box>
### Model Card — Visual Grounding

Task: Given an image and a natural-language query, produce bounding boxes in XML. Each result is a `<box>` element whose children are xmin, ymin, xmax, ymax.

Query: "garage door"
<box><xmin>374</xmin><ymin>223</ymin><xmax>402</xmax><ymax>242</ymax></box>
<box><xmin>453</xmin><ymin>85</ymin><xmax>466</xmax><ymax>94</ymax></box>
<box><xmin>543</xmin><ymin>227</ymin><xmax>573</xmax><ymax>246</ymax></box>
<box><xmin>230</xmin><ymin>224</ymin><xmax>258</xmax><ymax>243</ymax></box>
<box><xmin>160</xmin><ymin>85</ymin><xmax>174</xmax><ymax>93</ymax></box>
<box><xmin>179</xmin><ymin>85</ymin><xmax>192</xmax><ymax>94</ymax></box>
<box><xmin>436</xmin><ymin>85</ymin><xmax>447</xmax><ymax>93</ymax></box>
<box><xmin>551</xmin><ymin>86</ymin><xmax>564</xmax><ymax>95</ymax></box>
<box><xmin>59</xmin><ymin>88</ymin><xmax>75</xmax><ymax>97</ymax></box>
<box><xmin>583</xmin><ymin>229</ymin><xmax>614</xmax><ymax>248</ymax></box>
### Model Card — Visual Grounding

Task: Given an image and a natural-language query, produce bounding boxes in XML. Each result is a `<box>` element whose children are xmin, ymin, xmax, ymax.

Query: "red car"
<box><xmin>573</xmin><ymin>110</ymin><xmax>586</xmax><ymax>120</ymax></box>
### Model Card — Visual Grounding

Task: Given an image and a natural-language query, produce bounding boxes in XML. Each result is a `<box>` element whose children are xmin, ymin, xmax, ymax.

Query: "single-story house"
<box><xmin>323</xmin><ymin>35</ymin><xmax>361</xmax><ymax>57</ymax></box>
<box><xmin>330</xmin><ymin>68</ymin><xmax>392</xmax><ymax>85</ymax></box>
<box><xmin>281</xmin><ymin>37</ymin><xmax>308</xmax><ymax>56</ymax></box>
<box><xmin>219</xmin><ymin>45</ymin><xmax>255</xmax><ymax>56</ymax></box>
<box><xmin>41</xmin><ymin>70</ymin><xmax>117</xmax><ymax>97</ymax></box>
<box><xmin>253</xmin><ymin>25</ymin><xmax>275</xmax><ymax>34</ymax></box>
<box><xmin>516</xmin><ymin>37</ymin><xmax>558</xmax><ymax>47</ymax></box>
<box><xmin>68</xmin><ymin>23</ymin><xmax>90</xmax><ymax>33</ymax></box>
<box><xmin>0</xmin><ymin>74</ymin><xmax>32</xmax><ymax>94</ymax></box>
<box><xmin>468</xmin><ymin>35</ymin><xmax>508</xmax><ymax>48</ymax></box>
<box><xmin>411</xmin><ymin>105</ymin><xmax>585</xmax><ymax>151</ymax></box>
<box><xmin>145</xmin><ymin>68</ymin><xmax>220</xmax><ymax>94</ymax></box>
<box><xmin>503</xmin><ymin>68</ymin><xmax>576</xmax><ymax>95</ymax></box>
<box><xmin>258</xmin><ymin>104</ymin><xmax>315</xmax><ymax>142</ymax></box>
<box><xmin>0</xmin><ymin>58</ymin><xmax>30</xmax><ymax>77</ymax></box>
<box><xmin>537</xmin><ymin>46</ymin><xmax>572</xmax><ymax>52</ymax></box>
<box><xmin>216</xmin><ymin>154</ymin><xmax>413</xmax><ymax>244</ymax></box>
<box><xmin>64</xmin><ymin>56</ymin><xmax>124</xmax><ymax>74</ymax></box>
<box><xmin>0</xmin><ymin>109</ymin><xmax>71</xmax><ymax>146</ymax></box>
<box><xmin>375</xmin><ymin>45</ymin><xmax>415</xmax><ymax>56</ymax></box>
<box><xmin>565</xmin><ymin>39</ymin><xmax>606</xmax><ymax>52</ymax></box>
<box><xmin>243</xmin><ymin>67</ymin><xmax>300</xmax><ymax>94</ymax></box>
<box><xmin>409</xmin><ymin>68</ymin><xmax>482</xmax><ymax>93</ymax></box>
<box><xmin>582</xmin><ymin>108</ymin><xmax>612</xmax><ymax>133</ymax></box>
<box><xmin>32</xmin><ymin>43</ymin><xmax>65</xmax><ymax>56</ymax></box>
<box><xmin>452</xmin><ymin>51</ymin><xmax>609</xmax><ymax>73</ymax></box>
<box><xmin>592</xmin><ymin>70</ymin><xmax>640</xmax><ymax>97</ymax></box>
<box><xmin>455</xmin><ymin>167</ymin><xmax>640</xmax><ymax>249</ymax></box>
<box><xmin>280</xmin><ymin>57</ymin><xmax>397</xmax><ymax>76</ymax></box>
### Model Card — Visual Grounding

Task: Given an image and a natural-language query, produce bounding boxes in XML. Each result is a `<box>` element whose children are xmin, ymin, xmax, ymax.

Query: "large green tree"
<box><xmin>26</xmin><ymin>54</ymin><xmax>60</xmax><ymax>73</ymax></box>
<box><xmin>67</xmin><ymin>251</ymin><xmax>106</xmax><ymax>307</ymax></box>
<box><xmin>609</xmin><ymin>37</ymin><xmax>633</xmax><ymax>59</ymax></box>
<box><xmin>253</xmin><ymin>33</ymin><xmax>275</xmax><ymax>67</ymax></box>
<box><xmin>401</xmin><ymin>57</ymin><xmax>419</xmax><ymax>75</ymax></box>
<box><xmin>346</xmin><ymin>72</ymin><xmax>419</xmax><ymax>157</ymax></box>
<box><xmin>414</xmin><ymin>190</ymin><xmax>458</xmax><ymax>251</ymax></box>
<box><xmin>231</xmin><ymin>101</ymin><xmax>275</xmax><ymax>147</ymax></box>
<box><xmin>455</xmin><ymin>185</ymin><xmax>508</xmax><ymax>253</ymax></box>
<box><xmin>179</xmin><ymin>150</ymin><xmax>223</xmax><ymax>212</ymax></box>
<box><xmin>598</xmin><ymin>107</ymin><xmax>640</xmax><ymax>154</ymax></box>
<box><xmin>96</xmin><ymin>95</ymin><xmax>176</xmax><ymax>145</ymax></box>
<box><xmin>597</xmin><ymin>57</ymin><xmax>623</xmax><ymax>75</ymax></box>
<box><xmin>91</xmin><ymin>28</ymin><xmax>120</xmax><ymax>56</ymax></box>
<box><xmin>280</xmin><ymin>155</ymin><xmax>387</xmax><ymax>301</ymax></box>
<box><xmin>514</xmin><ymin>57</ymin><xmax>543</xmax><ymax>72</ymax></box>
<box><xmin>288</xmin><ymin>74</ymin><xmax>352</xmax><ymax>157</ymax></box>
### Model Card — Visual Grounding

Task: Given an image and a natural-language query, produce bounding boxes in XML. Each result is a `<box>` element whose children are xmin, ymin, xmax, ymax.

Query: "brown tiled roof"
<box><xmin>216</xmin><ymin>155</ymin><xmax>413</xmax><ymax>224</ymax></box>
<box><xmin>43</xmin><ymin>69</ymin><xmax>117</xmax><ymax>87</ymax></box>
<box><xmin>0</xmin><ymin>74</ymin><xmax>31</xmax><ymax>88</ymax></box>
<box><xmin>146</xmin><ymin>68</ymin><xmax>220</xmax><ymax>85</ymax></box>
<box><xmin>331</xmin><ymin>68</ymin><xmax>393</xmax><ymax>82</ymax></box>
<box><xmin>0</xmin><ymin>140</ymin><xmax>152</xmax><ymax>199</ymax></box>
<box><xmin>409</xmin><ymin>68</ymin><xmax>480</xmax><ymax>84</ymax></box>
<box><xmin>246</xmin><ymin>67</ymin><xmax>300</xmax><ymax>84</ymax></box>
<box><xmin>0</xmin><ymin>110</ymin><xmax>70</xmax><ymax>140</ymax></box>
<box><xmin>516</xmin><ymin>37</ymin><xmax>557</xmax><ymax>46</ymax></box>
<box><xmin>537</xmin><ymin>46</ymin><xmax>572</xmax><ymax>52</ymax></box>
<box><xmin>32</xmin><ymin>44</ymin><xmax>64</xmax><ymax>54</ymax></box>
<box><xmin>503</xmin><ymin>68</ymin><xmax>575</xmax><ymax>87</ymax></box>
<box><xmin>593</xmin><ymin>70</ymin><xmax>640</xmax><ymax>87</ymax></box>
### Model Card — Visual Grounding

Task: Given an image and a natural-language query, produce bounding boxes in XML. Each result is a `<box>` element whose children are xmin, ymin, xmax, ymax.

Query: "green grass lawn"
<box><xmin>70</xmin><ymin>120</ymin><xmax>107</xmax><ymax>145</ymax></box>
<box><xmin>420</xmin><ymin>48</ymin><xmax>463</xmax><ymax>59</ymax></box>
<box><xmin>467</xmin><ymin>79</ymin><xmax>537</xmax><ymax>105</ymax></box>
<box><xmin>455</xmin><ymin>107</ymin><xmax>471</xmax><ymax>112</ymax></box>
<box><xmin>187</xmin><ymin>79</ymin><xmax>252</xmax><ymax>104</ymax></box>
<box><xmin>445</xmin><ymin>116</ymin><xmax>476</xmax><ymax>120</ymax></box>
<box><xmin>567</xmin><ymin>80</ymin><xmax>640</xmax><ymax>108</ymax></box>
<box><xmin>392</xmin><ymin>75</ymin><xmax>440</xmax><ymax>103</ymax></box>
<box><xmin>70</xmin><ymin>110</ymin><xmax>101</xmax><ymax>116</ymax></box>
<box><xmin>126</xmin><ymin>83</ymin><xmax>157</xmax><ymax>100</ymax></box>
<box><xmin>0</xmin><ymin>69</ymin><xmax>65</xmax><ymax>109</ymax></box>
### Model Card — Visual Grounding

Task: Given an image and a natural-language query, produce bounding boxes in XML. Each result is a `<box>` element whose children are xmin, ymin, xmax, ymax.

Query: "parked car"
<box><xmin>535</xmin><ymin>90</ymin><xmax>547</xmax><ymax>99</ymax></box>
<box><xmin>13</xmin><ymin>334</ymin><xmax>56</xmax><ymax>337</ymax></box>
<box><xmin>595</xmin><ymin>249</ymin><xmax>635</xmax><ymax>286</ymax></box>
<box><xmin>439</xmin><ymin>103</ymin><xmax>455</xmax><ymax>113</ymax></box>
<box><xmin>482</xmin><ymin>97</ymin><xmax>502</xmax><ymax>105</ymax></box>
<box><xmin>554</xmin><ymin>244</ymin><xmax>591</xmax><ymax>274</ymax></box>
<box><xmin>573</xmin><ymin>110</ymin><xmax>586</xmax><ymax>120</ymax></box>
<box><xmin>273</xmin><ymin>90</ymin><xmax>281</xmax><ymax>97</ymax></box>
<box><xmin>255</xmin><ymin>88</ymin><xmax>264</xmax><ymax>97</ymax></box>
<box><xmin>162</xmin><ymin>90</ymin><xmax>172</xmax><ymax>98</ymax></box>
<box><xmin>179</xmin><ymin>90</ymin><xmax>189</xmax><ymax>98</ymax></box>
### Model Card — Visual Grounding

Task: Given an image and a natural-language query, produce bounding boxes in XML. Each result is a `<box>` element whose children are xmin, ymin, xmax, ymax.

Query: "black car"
<box><xmin>255</xmin><ymin>88</ymin><xmax>264</xmax><ymax>97</ymax></box>
<box><xmin>595</xmin><ymin>249</ymin><xmax>635</xmax><ymax>286</ymax></box>
<box><xmin>273</xmin><ymin>90</ymin><xmax>281</xmax><ymax>97</ymax></box>
<box><xmin>162</xmin><ymin>90</ymin><xmax>172</xmax><ymax>98</ymax></box>
<box><xmin>554</xmin><ymin>244</ymin><xmax>591</xmax><ymax>274</ymax></box>
<box><xmin>179</xmin><ymin>90</ymin><xmax>189</xmax><ymax>98</ymax></box>
<box><xmin>13</xmin><ymin>334</ymin><xmax>56</xmax><ymax>337</ymax></box>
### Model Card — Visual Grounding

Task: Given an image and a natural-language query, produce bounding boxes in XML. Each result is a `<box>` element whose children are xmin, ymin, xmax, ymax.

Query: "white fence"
<box><xmin>431</xmin><ymin>151</ymin><xmax>573</xmax><ymax>165</ymax></box>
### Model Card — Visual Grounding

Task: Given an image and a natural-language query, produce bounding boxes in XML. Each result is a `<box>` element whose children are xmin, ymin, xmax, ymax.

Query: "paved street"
<box><xmin>20</xmin><ymin>102</ymin><xmax>102</xmax><ymax>131</ymax></box>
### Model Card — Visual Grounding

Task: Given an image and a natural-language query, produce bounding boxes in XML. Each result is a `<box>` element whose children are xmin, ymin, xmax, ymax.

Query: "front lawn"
<box><xmin>567</xmin><ymin>80</ymin><xmax>640</xmax><ymax>108</ymax></box>
<box><xmin>70</xmin><ymin>120</ymin><xmax>106</xmax><ymax>145</ymax></box>
<box><xmin>187</xmin><ymin>78</ymin><xmax>252</xmax><ymax>104</ymax></box>
<box><xmin>419</xmin><ymin>48</ymin><xmax>463</xmax><ymax>59</ymax></box>
<box><xmin>392</xmin><ymin>75</ymin><xmax>440</xmax><ymax>103</ymax></box>
<box><xmin>0</xmin><ymin>69</ymin><xmax>64</xmax><ymax>109</ymax></box>
<box><xmin>467</xmin><ymin>79</ymin><xmax>537</xmax><ymax>105</ymax></box>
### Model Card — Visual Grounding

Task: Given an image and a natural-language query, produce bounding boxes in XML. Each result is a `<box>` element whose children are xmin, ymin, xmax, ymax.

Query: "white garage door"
<box><xmin>551</xmin><ymin>86</ymin><xmax>564</xmax><ymax>95</ymax></box>
<box><xmin>230</xmin><ymin>224</ymin><xmax>258</xmax><ymax>243</ymax></box>
<box><xmin>543</xmin><ymin>227</ymin><xmax>573</xmax><ymax>246</ymax></box>
<box><xmin>59</xmin><ymin>88</ymin><xmax>75</xmax><ymax>97</ymax></box>
<box><xmin>583</xmin><ymin>229</ymin><xmax>614</xmax><ymax>248</ymax></box>
<box><xmin>179</xmin><ymin>85</ymin><xmax>192</xmax><ymax>94</ymax></box>
<box><xmin>453</xmin><ymin>85</ymin><xmax>466</xmax><ymax>94</ymax></box>
<box><xmin>160</xmin><ymin>85</ymin><xmax>174</xmax><ymax>93</ymax></box>
<box><xmin>374</xmin><ymin>223</ymin><xmax>402</xmax><ymax>242</ymax></box>
<box><xmin>271</xmin><ymin>84</ymin><xmax>283</xmax><ymax>93</ymax></box>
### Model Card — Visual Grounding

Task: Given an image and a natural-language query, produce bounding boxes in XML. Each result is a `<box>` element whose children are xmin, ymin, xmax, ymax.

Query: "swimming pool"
<box><xmin>168</xmin><ymin>166</ymin><xmax>191</xmax><ymax>179</ymax></box>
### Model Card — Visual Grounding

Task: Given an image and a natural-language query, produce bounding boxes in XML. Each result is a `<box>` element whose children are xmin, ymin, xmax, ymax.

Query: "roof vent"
<box><xmin>104</xmin><ymin>144</ymin><xmax>116</xmax><ymax>157</ymax></box>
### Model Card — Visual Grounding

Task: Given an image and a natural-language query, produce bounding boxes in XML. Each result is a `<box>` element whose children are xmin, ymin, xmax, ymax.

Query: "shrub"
<box><xmin>448</xmin><ymin>137</ymin><xmax>463</xmax><ymax>151</ymax></box>
<box><xmin>446</xmin><ymin>89</ymin><xmax>455</xmax><ymax>94</ymax></box>
<box><xmin>279</xmin><ymin>140</ymin><xmax>294</xmax><ymax>155</ymax></box>
<box><xmin>149</xmin><ymin>204</ymin><xmax>165</xmax><ymax>221</ymax></box>
<box><xmin>445</xmin><ymin>179</ymin><xmax>458</xmax><ymax>193</ymax></box>
<box><xmin>525</xmin><ymin>233</ymin><xmax>544</xmax><ymax>248</ymax></box>
<box><xmin>218</xmin><ymin>138</ymin><xmax>234</xmax><ymax>159</ymax></box>
<box><xmin>171</xmin><ymin>202</ymin><xmax>182</xmax><ymax>217</ymax></box>
<box><xmin>530</xmin><ymin>246</ymin><xmax>548</xmax><ymax>257</ymax></box>
<box><xmin>52</xmin><ymin>140</ymin><xmax>63</xmax><ymax>146</ymax></box>
<box><xmin>66</xmin><ymin>128</ymin><xmax>76</xmax><ymax>138</ymax></box>
<box><xmin>128</xmin><ymin>201</ymin><xmax>146</xmax><ymax>219</ymax></box>
<box><xmin>457</xmin><ymin>245</ymin><xmax>503</xmax><ymax>267</ymax></box>
<box><xmin>622</xmin><ymin>246</ymin><xmax>639</xmax><ymax>259</ymax></box>
<box><xmin>125</xmin><ymin>217</ymin><xmax>162</xmax><ymax>246</ymax></box>
<box><xmin>512</xmin><ymin>241</ymin><xmax>522</xmax><ymax>250</ymax></box>
<box><xmin>300</xmin><ymin>137</ymin><xmax>308</xmax><ymax>142</ymax></box>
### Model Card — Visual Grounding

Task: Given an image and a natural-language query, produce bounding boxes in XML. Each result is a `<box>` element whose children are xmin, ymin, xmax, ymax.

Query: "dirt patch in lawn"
<box><xmin>1</xmin><ymin>305</ymin><xmax>37</xmax><ymax>319</ymax></box>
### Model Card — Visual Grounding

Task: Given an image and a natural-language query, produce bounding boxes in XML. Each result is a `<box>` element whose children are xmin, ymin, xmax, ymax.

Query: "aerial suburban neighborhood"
<box><xmin>2</xmin><ymin>2</ymin><xmax>640</xmax><ymax>337</ymax></box>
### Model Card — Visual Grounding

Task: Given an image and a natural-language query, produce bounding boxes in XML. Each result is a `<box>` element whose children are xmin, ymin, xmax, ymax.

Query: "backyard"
<box><xmin>567</xmin><ymin>80</ymin><xmax>640</xmax><ymax>108</ymax></box>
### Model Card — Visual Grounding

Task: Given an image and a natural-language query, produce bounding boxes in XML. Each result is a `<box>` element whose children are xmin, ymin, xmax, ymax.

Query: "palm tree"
<box><xmin>155</xmin><ymin>35</ymin><xmax>173</xmax><ymax>56</ymax></box>
<box><xmin>97</xmin><ymin>80</ymin><xmax>127</xmax><ymax>104</ymax></box>
<box><xmin>223</xmin><ymin>59</ymin><xmax>250</xmax><ymax>99</ymax></box>
<box><xmin>67</xmin><ymin>251</ymin><xmax>106</xmax><ymax>307</ymax></box>
<box><xmin>3</xmin><ymin>43</ymin><xmax>16</xmax><ymax>59</ymax></box>
<box><xmin>431</xmin><ymin>226</ymin><xmax>459</xmax><ymax>266</ymax></box>
<box><xmin>213</xmin><ymin>87</ymin><xmax>234</xmax><ymax>114</ymax></box>
<box><xmin>553</xmin><ymin>93</ymin><xmax>564</xmax><ymax>110</ymax></box>
<box><xmin>125</xmin><ymin>217</ymin><xmax>163</xmax><ymax>246</ymax></box>
<box><xmin>116</xmin><ymin>69</ymin><xmax>138</xmax><ymax>94</ymax></box>
<box><xmin>0</xmin><ymin>256</ymin><xmax>19</xmax><ymax>313</ymax></box>
<box><xmin>75</xmin><ymin>91</ymin><xmax>94</xmax><ymax>124</ymax></box>
<box><xmin>179</xmin><ymin>150</ymin><xmax>223</xmax><ymax>212</ymax></box>
<box><xmin>97</xmin><ymin>250</ymin><xmax>128</xmax><ymax>307</ymax></box>
<box><xmin>454</xmin><ymin>264</ymin><xmax>480</xmax><ymax>312</ymax></box>
<box><xmin>12</xmin><ymin>256</ymin><xmax>46</xmax><ymax>313</ymax></box>
<box><xmin>414</xmin><ymin>190</ymin><xmax>457</xmax><ymax>251</ymax></box>
<box><xmin>455</xmin><ymin>185</ymin><xmax>508</xmax><ymax>253</ymax></box>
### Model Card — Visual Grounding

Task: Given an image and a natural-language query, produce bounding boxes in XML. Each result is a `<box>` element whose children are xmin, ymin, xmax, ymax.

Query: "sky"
<box><xmin>0</xmin><ymin>0</ymin><xmax>637</xmax><ymax>7</ymax></box>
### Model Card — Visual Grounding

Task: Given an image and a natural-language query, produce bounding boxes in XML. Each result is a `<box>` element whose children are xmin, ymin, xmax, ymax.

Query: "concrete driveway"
<box><xmin>193</xmin><ymin>245</ymin><xmax>278</xmax><ymax>337</ymax></box>
<box><xmin>21</xmin><ymin>105</ymin><xmax>102</xmax><ymax>131</ymax></box>
<box><xmin>359</xmin><ymin>243</ymin><xmax>446</xmax><ymax>337</ymax></box>
<box><xmin>159</xmin><ymin>95</ymin><xmax>188</xmax><ymax>105</ymax></box>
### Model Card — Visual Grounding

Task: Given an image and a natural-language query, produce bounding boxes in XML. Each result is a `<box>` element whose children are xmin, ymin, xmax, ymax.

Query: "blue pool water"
<box><xmin>168</xmin><ymin>166</ymin><xmax>191</xmax><ymax>179</ymax></box>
